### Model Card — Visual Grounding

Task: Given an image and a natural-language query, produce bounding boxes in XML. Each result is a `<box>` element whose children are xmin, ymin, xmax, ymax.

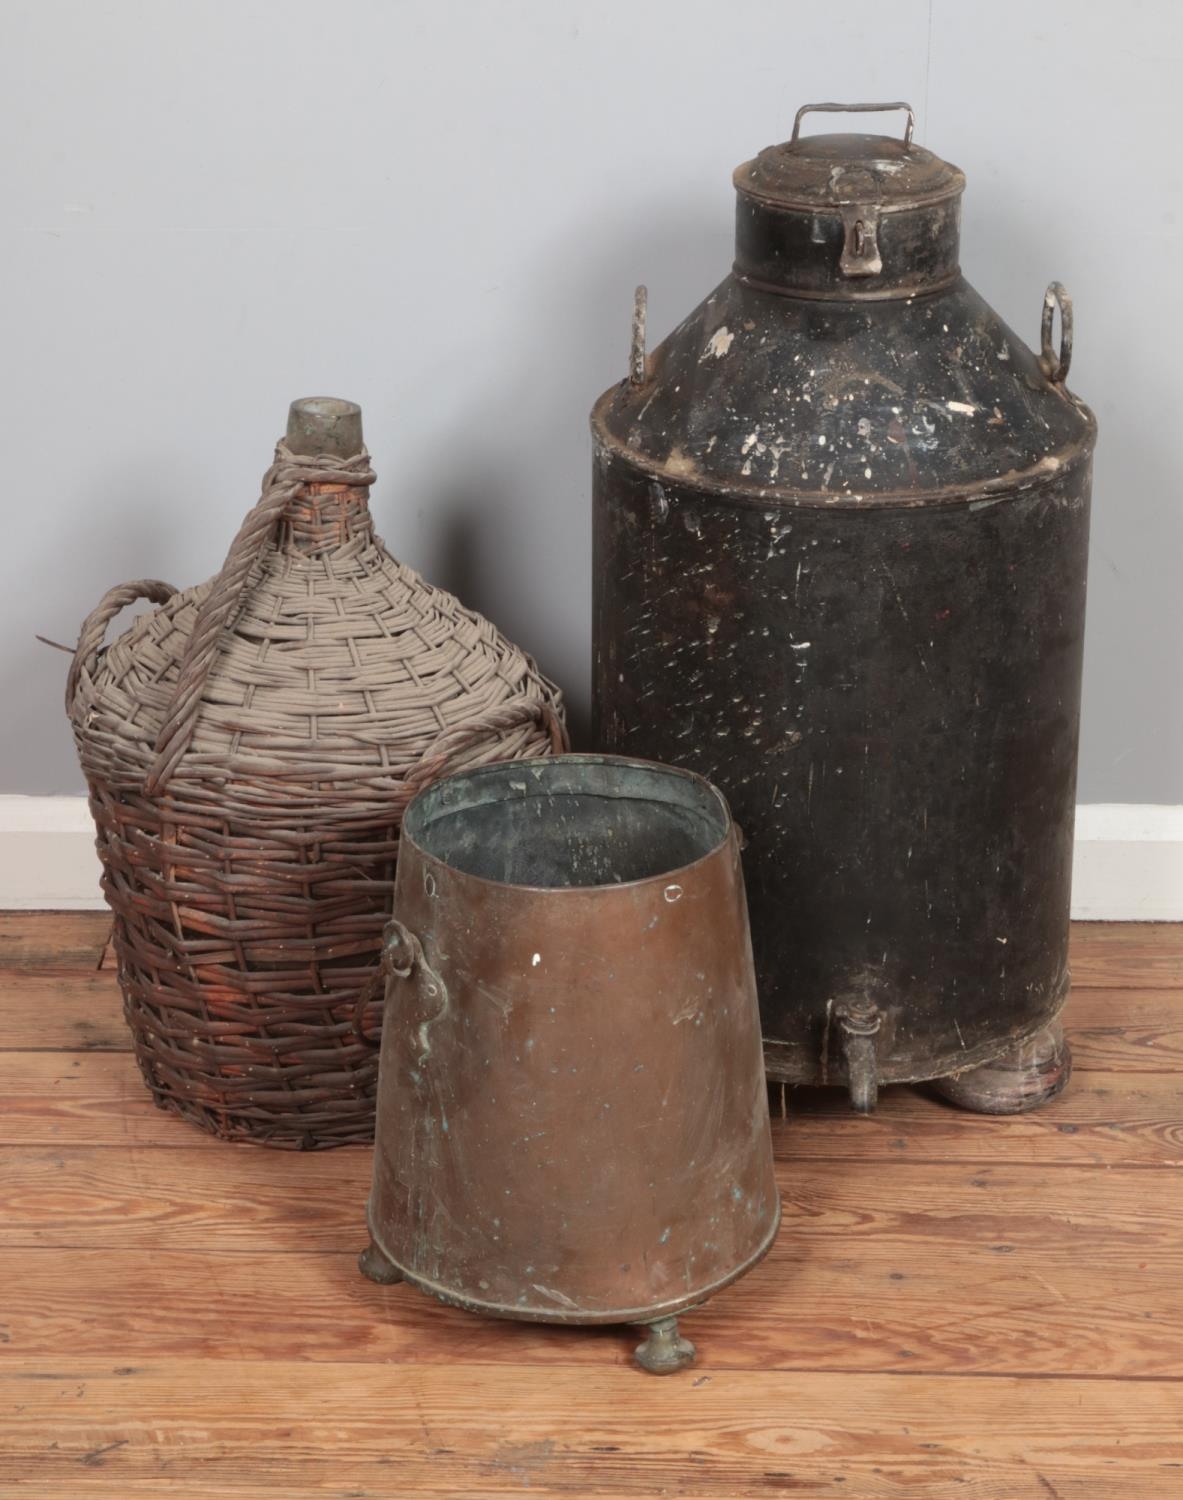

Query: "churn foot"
<box><xmin>932</xmin><ymin>1020</ymin><xmax>1072</xmax><ymax>1115</ymax></box>
<box><xmin>358</xmin><ymin>1237</ymin><xmax>403</xmax><ymax>1286</ymax></box>
<box><xmin>634</xmin><ymin>1316</ymin><xmax>696</xmax><ymax>1375</ymax></box>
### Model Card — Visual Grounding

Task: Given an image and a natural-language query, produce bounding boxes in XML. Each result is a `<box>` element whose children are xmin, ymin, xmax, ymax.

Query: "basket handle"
<box><xmin>402</xmin><ymin>695</ymin><xmax>569</xmax><ymax>801</ymax></box>
<box><xmin>67</xmin><ymin>579</ymin><xmax>178</xmax><ymax>713</ymax></box>
<box><xmin>145</xmin><ymin>445</ymin><xmax>376</xmax><ymax>795</ymax></box>
<box><xmin>353</xmin><ymin>696</ymin><xmax>568</xmax><ymax>1046</ymax></box>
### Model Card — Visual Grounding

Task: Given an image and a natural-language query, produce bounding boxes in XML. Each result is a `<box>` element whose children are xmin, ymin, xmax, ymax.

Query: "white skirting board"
<box><xmin>0</xmin><ymin>796</ymin><xmax>1180</xmax><ymax>920</ymax></box>
<box><xmin>1070</xmin><ymin>804</ymin><xmax>1183</xmax><ymax>921</ymax></box>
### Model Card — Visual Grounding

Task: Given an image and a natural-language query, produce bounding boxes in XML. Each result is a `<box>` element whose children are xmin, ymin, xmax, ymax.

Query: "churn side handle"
<box><xmin>1039</xmin><ymin>282</ymin><xmax>1074</xmax><ymax>385</ymax></box>
<box><xmin>66</xmin><ymin>580</ymin><xmax>178</xmax><ymax>713</ymax></box>
<box><xmin>629</xmin><ymin>285</ymin><xmax>648</xmax><ymax>387</ymax></box>
<box><xmin>792</xmin><ymin>101</ymin><xmax>915</xmax><ymax>145</ymax></box>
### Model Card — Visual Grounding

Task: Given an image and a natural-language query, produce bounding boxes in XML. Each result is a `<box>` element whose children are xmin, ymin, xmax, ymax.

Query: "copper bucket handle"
<box><xmin>382</xmin><ymin>918</ymin><xmax>421</xmax><ymax>979</ymax></box>
<box><xmin>350</xmin><ymin>906</ymin><xmax>452</xmax><ymax>1050</ymax></box>
<box><xmin>352</xmin><ymin>700</ymin><xmax>566</xmax><ymax>1048</ymax></box>
<box><xmin>354</xmin><ymin>918</ymin><xmax>450</xmax><ymax>1055</ymax></box>
<box><xmin>353</xmin><ymin>919</ymin><xmax>419</xmax><ymax>1047</ymax></box>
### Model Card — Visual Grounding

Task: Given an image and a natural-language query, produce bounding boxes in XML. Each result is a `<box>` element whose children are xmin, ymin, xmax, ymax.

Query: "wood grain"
<box><xmin>1069</xmin><ymin>990</ymin><xmax>1183</xmax><ymax>1071</ymax></box>
<box><xmin>2</xmin><ymin>1359</ymin><xmax>1181</xmax><ymax>1497</ymax></box>
<box><xmin>1</xmin><ymin>1483</ymin><xmax>1173</xmax><ymax>1500</ymax></box>
<box><xmin>1068</xmin><ymin>921</ymin><xmax>1183</xmax><ymax>989</ymax></box>
<box><xmin>6</xmin><ymin>1048</ymin><xmax>1182</xmax><ymax>1167</ymax></box>
<box><xmin>774</xmin><ymin>1073</ymin><xmax>1183</xmax><ymax>1166</ymax></box>
<box><xmin>0</xmin><ymin>973</ymin><xmax>128</xmax><ymax>1051</ymax></box>
<box><xmin>7</xmin><ymin>971</ymin><xmax>1181</xmax><ymax>1074</ymax></box>
<box><xmin>1</xmin><ymin>912</ymin><xmax>1182</xmax><ymax>1498</ymax></box>
<box><xmin>4</xmin><ymin>910</ymin><xmax>1178</xmax><ymax>980</ymax></box>
<box><xmin>2</xmin><ymin>1227</ymin><xmax>1180</xmax><ymax>1379</ymax></box>
<box><xmin>0</xmin><ymin>910</ymin><xmax>111</xmax><ymax>969</ymax></box>
<box><xmin>3</xmin><ymin>1148</ymin><xmax>1177</xmax><ymax>1257</ymax></box>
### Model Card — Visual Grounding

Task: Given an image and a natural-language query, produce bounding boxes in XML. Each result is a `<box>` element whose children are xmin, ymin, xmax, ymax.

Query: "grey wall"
<box><xmin>2</xmin><ymin>0</ymin><xmax>1180</xmax><ymax>801</ymax></box>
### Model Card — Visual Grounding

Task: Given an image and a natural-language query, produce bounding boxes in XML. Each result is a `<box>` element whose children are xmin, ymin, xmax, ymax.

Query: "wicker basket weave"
<box><xmin>67</xmin><ymin>398</ymin><xmax>567</xmax><ymax>1149</ymax></box>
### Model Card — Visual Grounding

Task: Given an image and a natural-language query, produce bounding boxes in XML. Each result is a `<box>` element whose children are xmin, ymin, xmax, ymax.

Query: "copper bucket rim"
<box><xmin>400</xmin><ymin>750</ymin><xmax>738</xmax><ymax>899</ymax></box>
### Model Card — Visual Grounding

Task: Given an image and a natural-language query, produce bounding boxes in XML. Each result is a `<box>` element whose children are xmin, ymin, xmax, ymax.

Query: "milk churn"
<box><xmin>591</xmin><ymin>103</ymin><xmax>1095</xmax><ymax>1114</ymax></box>
<box><xmin>359</xmin><ymin>755</ymin><xmax>778</xmax><ymax>1372</ymax></box>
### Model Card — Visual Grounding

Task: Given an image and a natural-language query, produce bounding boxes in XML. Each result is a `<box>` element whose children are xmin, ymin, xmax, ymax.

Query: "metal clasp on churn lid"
<box><xmin>839</xmin><ymin>204</ymin><xmax>883</xmax><ymax>278</ymax></box>
<box><xmin>793</xmin><ymin>102</ymin><xmax>917</xmax><ymax>281</ymax></box>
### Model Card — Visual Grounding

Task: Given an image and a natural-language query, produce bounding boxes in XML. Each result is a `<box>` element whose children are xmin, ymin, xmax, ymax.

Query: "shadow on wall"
<box><xmin>965</xmin><ymin>179</ymin><xmax>1183</xmax><ymax>801</ymax></box>
<box><xmin>26</xmin><ymin>192</ymin><xmax>1174</xmax><ymax>800</ymax></box>
<box><xmin>417</xmin><ymin>173</ymin><xmax>1183</xmax><ymax>796</ymax></box>
<box><xmin>383</xmin><ymin>199</ymin><xmax>732</xmax><ymax>751</ymax></box>
<box><xmin>20</xmin><ymin>195</ymin><xmax>716</xmax><ymax>774</ymax></box>
<box><xmin>1</xmin><ymin>482</ymin><xmax>180</xmax><ymax>794</ymax></box>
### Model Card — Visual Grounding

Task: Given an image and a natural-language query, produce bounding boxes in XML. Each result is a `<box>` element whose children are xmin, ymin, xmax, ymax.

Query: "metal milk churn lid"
<box><xmin>591</xmin><ymin>103</ymin><xmax>1095</xmax><ymax>1115</ymax></box>
<box><xmin>734</xmin><ymin>100</ymin><xmax>965</xmax><ymax>298</ymax></box>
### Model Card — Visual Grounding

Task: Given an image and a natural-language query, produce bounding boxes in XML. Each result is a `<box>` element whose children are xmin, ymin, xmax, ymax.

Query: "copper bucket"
<box><xmin>359</xmin><ymin>754</ymin><xmax>779</xmax><ymax>1372</ymax></box>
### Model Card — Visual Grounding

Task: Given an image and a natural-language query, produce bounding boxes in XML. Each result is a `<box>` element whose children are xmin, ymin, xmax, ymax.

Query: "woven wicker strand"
<box><xmin>146</xmin><ymin>444</ymin><xmax>378</xmax><ymax>793</ymax></box>
<box><xmin>68</xmin><ymin>413</ymin><xmax>567</xmax><ymax>1148</ymax></box>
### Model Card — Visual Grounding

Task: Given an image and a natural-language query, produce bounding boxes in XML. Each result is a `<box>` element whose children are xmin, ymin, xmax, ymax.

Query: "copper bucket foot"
<box><xmin>358</xmin><ymin>1237</ymin><xmax>404</xmax><ymax>1286</ymax></box>
<box><xmin>932</xmin><ymin>1019</ymin><xmax>1072</xmax><ymax>1114</ymax></box>
<box><xmin>634</xmin><ymin>1316</ymin><xmax>696</xmax><ymax>1375</ymax></box>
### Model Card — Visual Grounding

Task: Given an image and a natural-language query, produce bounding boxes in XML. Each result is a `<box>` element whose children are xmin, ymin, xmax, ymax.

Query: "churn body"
<box><xmin>591</xmin><ymin>105</ymin><xmax>1096</xmax><ymax>1108</ymax></box>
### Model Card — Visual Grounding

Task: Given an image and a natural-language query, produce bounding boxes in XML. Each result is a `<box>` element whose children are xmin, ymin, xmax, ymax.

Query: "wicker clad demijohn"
<box><xmin>67</xmin><ymin>398</ymin><xmax>567</xmax><ymax>1149</ymax></box>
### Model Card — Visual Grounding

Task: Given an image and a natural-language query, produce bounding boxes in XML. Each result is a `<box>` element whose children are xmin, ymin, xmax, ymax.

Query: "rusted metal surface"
<box><xmin>932</xmin><ymin>1019</ymin><xmax>1072</xmax><ymax>1114</ymax></box>
<box><xmin>629</xmin><ymin>284</ymin><xmax>648</xmax><ymax>387</ymax></box>
<box><xmin>591</xmin><ymin>104</ymin><xmax>1096</xmax><ymax>1114</ymax></box>
<box><xmin>732</xmin><ymin>104</ymin><xmax>965</xmax><ymax>303</ymax></box>
<box><xmin>362</xmin><ymin>755</ymin><xmax>779</xmax><ymax>1371</ymax></box>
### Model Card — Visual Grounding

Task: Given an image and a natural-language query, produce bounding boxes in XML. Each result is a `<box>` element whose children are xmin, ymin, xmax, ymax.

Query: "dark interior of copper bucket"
<box><xmin>403</xmin><ymin>755</ymin><xmax>729</xmax><ymax>888</ymax></box>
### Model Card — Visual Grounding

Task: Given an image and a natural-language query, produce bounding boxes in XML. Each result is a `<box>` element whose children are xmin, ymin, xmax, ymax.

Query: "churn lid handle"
<box><xmin>791</xmin><ymin>101</ymin><xmax>916</xmax><ymax>145</ymax></box>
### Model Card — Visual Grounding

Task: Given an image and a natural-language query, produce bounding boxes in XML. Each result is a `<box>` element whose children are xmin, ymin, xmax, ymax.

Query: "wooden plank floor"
<box><xmin>1</xmin><ymin>914</ymin><xmax>1181</xmax><ymax>1498</ymax></box>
